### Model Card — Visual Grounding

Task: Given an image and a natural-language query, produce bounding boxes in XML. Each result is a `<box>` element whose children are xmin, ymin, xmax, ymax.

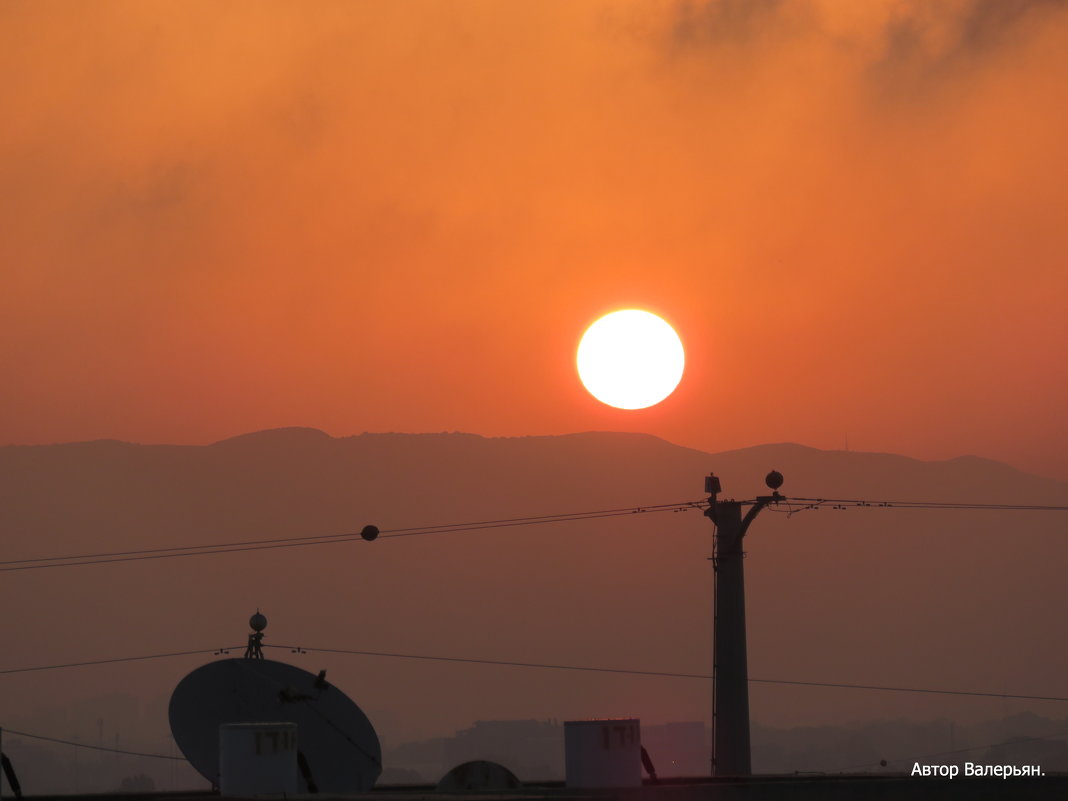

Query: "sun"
<box><xmin>576</xmin><ymin>310</ymin><xmax>685</xmax><ymax>409</ymax></box>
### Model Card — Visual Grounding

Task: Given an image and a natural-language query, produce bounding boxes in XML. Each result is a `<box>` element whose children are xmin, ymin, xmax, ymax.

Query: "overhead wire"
<box><xmin>773</xmin><ymin>497</ymin><xmax>1068</xmax><ymax>515</ymax></box>
<box><xmin>786</xmin><ymin>496</ymin><xmax>1068</xmax><ymax>510</ymax></box>
<box><xmin>4</xmin><ymin>643</ymin><xmax>1064</xmax><ymax>704</ymax></box>
<box><xmin>0</xmin><ymin>502</ymin><xmax>704</xmax><ymax>566</ymax></box>
<box><xmin>0</xmin><ymin>500</ymin><xmax>708</xmax><ymax>573</ymax></box>
<box><xmin>3</xmin><ymin>495</ymin><xmax>1065</xmax><ymax>573</ymax></box>
<box><xmin>261</xmin><ymin>645</ymin><xmax>1068</xmax><ymax>703</ymax></box>
<box><xmin>0</xmin><ymin>728</ymin><xmax>184</xmax><ymax>761</ymax></box>
<box><xmin>0</xmin><ymin>648</ymin><xmax>240</xmax><ymax>676</ymax></box>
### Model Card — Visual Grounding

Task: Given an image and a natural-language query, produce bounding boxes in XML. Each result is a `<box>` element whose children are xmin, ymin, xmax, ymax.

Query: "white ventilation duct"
<box><xmin>565</xmin><ymin>718</ymin><xmax>641</xmax><ymax>788</ymax></box>
<box><xmin>219</xmin><ymin>722</ymin><xmax>298</xmax><ymax>796</ymax></box>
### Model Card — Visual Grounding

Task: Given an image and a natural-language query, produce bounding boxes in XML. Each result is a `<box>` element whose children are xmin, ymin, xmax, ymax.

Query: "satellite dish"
<box><xmin>436</xmin><ymin>760</ymin><xmax>521</xmax><ymax>792</ymax></box>
<box><xmin>169</xmin><ymin>658</ymin><xmax>381</xmax><ymax>792</ymax></box>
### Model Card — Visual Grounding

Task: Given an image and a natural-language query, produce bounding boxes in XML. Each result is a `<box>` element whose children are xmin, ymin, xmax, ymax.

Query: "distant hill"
<box><xmin>1</xmin><ymin>429</ymin><xmax>1065</xmax><ymax>756</ymax></box>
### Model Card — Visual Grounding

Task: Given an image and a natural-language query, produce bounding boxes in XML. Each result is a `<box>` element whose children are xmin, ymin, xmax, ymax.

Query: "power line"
<box><xmin>0</xmin><ymin>728</ymin><xmax>183</xmax><ymax>761</ymax></box>
<box><xmin>0</xmin><ymin>502</ymin><xmax>701</xmax><ymax>565</ymax></box>
<box><xmin>0</xmin><ymin>648</ymin><xmax>237</xmax><ymax>676</ymax></box>
<box><xmin>787</xmin><ymin>497</ymin><xmax>1068</xmax><ymax>509</ymax></box>
<box><xmin>0</xmin><ymin>501</ymin><xmax>706</xmax><ymax>573</ymax></box>
<box><xmin>774</xmin><ymin>498</ymin><xmax>1068</xmax><ymax>516</ymax></box>
<box><xmin>266</xmin><ymin>644</ymin><xmax>713</xmax><ymax>680</ymax></box>
<box><xmin>261</xmin><ymin>645</ymin><xmax>1068</xmax><ymax>704</ymax></box>
<box><xmin>3</xmin><ymin>495</ymin><xmax>1064</xmax><ymax>574</ymax></box>
<box><xmin>746</xmin><ymin>677</ymin><xmax>1068</xmax><ymax>703</ymax></box>
<box><xmin>4</xmin><ymin>644</ymin><xmax>1067</xmax><ymax>704</ymax></box>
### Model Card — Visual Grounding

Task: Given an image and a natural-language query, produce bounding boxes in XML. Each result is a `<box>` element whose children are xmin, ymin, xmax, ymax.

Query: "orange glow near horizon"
<box><xmin>1</xmin><ymin>1</ymin><xmax>1066</xmax><ymax>479</ymax></box>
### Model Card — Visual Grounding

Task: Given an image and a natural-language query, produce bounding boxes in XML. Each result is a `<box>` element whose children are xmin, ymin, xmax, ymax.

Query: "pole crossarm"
<box><xmin>738</xmin><ymin>493</ymin><xmax>782</xmax><ymax>538</ymax></box>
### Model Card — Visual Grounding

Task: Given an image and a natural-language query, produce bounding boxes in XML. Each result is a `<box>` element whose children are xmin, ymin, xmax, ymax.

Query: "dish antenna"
<box><xmin>169</xmin><ymin>613</ymin><xmax>381</xmax><ymax>793</ymax></box>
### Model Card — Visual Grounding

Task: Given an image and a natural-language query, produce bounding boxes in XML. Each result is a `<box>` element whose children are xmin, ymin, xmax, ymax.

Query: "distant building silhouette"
<box><xmin>983</xmin><ymin>737</ymin><xmax>1068</xmax><ymax>773</ymax></box>
<box><xmin>444</xmin><ymin>720</ymin><xmax>563</xmax><ymax>781</ymax></box>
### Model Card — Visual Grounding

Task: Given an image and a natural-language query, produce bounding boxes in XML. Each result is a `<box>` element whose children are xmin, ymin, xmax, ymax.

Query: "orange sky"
<box><xmin>3</xmin><ymin>0</ymin><xmax>1067</xmax><ymax>479</ymax></box>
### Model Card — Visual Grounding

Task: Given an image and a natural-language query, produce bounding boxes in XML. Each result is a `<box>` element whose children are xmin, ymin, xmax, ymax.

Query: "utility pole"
<box><xmin>705</xmin><ymin>471</ymin><xmax>783</xmax><ymax>777</ymax></box>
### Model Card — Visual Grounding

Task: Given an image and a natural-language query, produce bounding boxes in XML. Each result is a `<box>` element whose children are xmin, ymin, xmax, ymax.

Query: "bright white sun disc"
<box><xmin>577</xmin><ymin>310</ymin><xmax>685</xmax><ymax>409</ymax></box>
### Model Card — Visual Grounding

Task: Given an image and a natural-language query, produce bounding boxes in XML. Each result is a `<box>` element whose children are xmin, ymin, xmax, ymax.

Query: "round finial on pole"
<box><xmin>765</xmin><ymin>470</ymin><xmax>784</xmax><ymax>490</ymax></box>
<box><xmin>360</xmin><ymin>525</ymin><xmax>379</xmax><ymax>542</ymax></box>
<box><xmin>250</xmin><ymin>611</ymin><xmax>268</xmax><ymax>632</ymax></box>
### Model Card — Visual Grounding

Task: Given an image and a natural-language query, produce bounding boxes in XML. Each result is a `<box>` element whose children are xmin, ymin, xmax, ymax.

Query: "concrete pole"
<box><xmin>711</xmin><ymin>501</ymin><xmax>752</xmax><ymax>776</ymax></box>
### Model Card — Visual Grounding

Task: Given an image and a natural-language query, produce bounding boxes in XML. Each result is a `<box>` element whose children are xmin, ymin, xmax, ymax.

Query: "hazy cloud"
<box><xmin>869</xmin><ymin>0</ymin><xmax>1068</xmax><ymax>93</ymax></box>
<box><xmin>667</xmin><ymin>0</ymin><xmax>1068</xmax><ymax>92</ymax></box>
<box><xmin>672</xmin><ymin>0</ymin><xmax>797</xmax><ymax>46</ymax></box>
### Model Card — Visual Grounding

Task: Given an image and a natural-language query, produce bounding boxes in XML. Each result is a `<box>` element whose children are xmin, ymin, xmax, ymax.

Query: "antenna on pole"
<box><xmin>244</xmin><ymin>611</ymin><xmax>267</xmax><ymax>660</ymax></box>
<box><xmin>705</xmin><ymin>471</ymin><xmax>783</xmax><ymax>777</ymax></box>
